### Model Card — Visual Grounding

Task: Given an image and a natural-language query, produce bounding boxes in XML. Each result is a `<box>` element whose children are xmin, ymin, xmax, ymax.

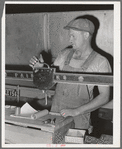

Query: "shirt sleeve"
<box><xmin>87</xmin><ymin>56</ymin><xmax>112</xmax><ymax>99</ymax></box>
<box><xmin>53</xmin><ymin>49</ymin><xmax>70</xmax><ymax>70</ymax></box>
<box><xmin>98</xmin><ymin>59</ymin><xmax>112</xmax><ymax>73</ymax></box>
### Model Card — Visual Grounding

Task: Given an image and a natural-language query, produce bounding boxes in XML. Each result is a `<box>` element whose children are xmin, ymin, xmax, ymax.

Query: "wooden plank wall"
<box><xmin>6</xmin><ymin>10</ymin><xmax>113</xmax><ymax>65</ymax></box>
<box><xmin>6</xmin><ymin>13</ymin><xmax>45</xmax><ymax>65</ymax></box>
<box><xmin>48</xmin><ymin>11</ymin><xmax>113</xmax><ymax>60</ymax></box>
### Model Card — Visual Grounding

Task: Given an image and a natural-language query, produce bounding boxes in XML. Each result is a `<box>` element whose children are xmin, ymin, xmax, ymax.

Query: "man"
<box><xmin>29</xmin><ymin>16</ymin><xmax>111</xmax><ymax>129</ymax></box>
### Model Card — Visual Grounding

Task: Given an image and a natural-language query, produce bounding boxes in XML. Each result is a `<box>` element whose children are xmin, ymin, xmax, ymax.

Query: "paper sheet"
<box><xmin>20</xmin><ymin>102</ymin><xmax>38</xmax><ymax>116</ymax></box>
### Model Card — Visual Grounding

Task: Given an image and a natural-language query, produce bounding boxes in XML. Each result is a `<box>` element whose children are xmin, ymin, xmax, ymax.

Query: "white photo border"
<box><xmin>2</xmin><ymin>1</ymin><xmax>121</xmax><ymax>148</ymax></box>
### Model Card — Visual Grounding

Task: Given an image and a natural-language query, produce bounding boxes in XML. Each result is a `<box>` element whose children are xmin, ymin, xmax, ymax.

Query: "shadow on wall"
<box><xmin>5</xmin><ymin>50</ymin><xmax>53</xmax><ymax>70</ymax></box>
<box><xmin>41</xmin><ymin>15</ymin><xmax>114</xmax><ymax>74</ymax></box>
<box><xmin>74</xmin><ymin>15</ymin><xmax>113</xmax><ymax>105</ymax></box>
<box><xmin>75</xmin><ymin>15</ymin><xmax>113</xmax><ymax>74</ymax></box>
<box><xmin>41</xmin><ymin>50</ymin><xmax>52</xmax><ymax>67</ymax></box>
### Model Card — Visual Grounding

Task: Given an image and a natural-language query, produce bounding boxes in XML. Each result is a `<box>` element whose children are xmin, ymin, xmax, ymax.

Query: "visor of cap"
<box><xmin>64</xmin><ymin>18</ymin><xmax>95</xmax><ymax>34</ymax></box>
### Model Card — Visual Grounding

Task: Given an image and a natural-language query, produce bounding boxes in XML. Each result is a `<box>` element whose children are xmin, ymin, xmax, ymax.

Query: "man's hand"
<box><xmin>29</xmin><ymin>54</ymin><xmax>44</xmax><ymax>69</ymax></box>
<box><xmin>60</xmin><ymin>108</ymin><xmax>79</xmax><ymax>117</ymax></box>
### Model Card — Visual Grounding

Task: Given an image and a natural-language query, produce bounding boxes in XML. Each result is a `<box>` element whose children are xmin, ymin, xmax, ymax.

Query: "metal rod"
<box><xmin>17</xmin><ymin>85</ymin><xmax>20</xmax><ymax>103</ymax></box>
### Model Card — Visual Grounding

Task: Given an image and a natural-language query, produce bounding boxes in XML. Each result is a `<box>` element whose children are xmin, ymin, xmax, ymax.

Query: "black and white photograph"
<box><xmin>2</xmin><ymin>1</ymin><xmax>120</xmax><ymax>147</ymax></box>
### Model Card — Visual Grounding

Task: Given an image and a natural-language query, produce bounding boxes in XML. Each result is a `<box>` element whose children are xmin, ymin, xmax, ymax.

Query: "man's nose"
<box><xmin>69</xmin><ymin>36</ymin><xmax>73</xmax><ymax>43</ymax></box>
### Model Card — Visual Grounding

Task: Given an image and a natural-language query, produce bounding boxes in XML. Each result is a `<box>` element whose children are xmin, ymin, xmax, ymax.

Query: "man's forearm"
<box><xmin>77</xmin><ymin>92</ymin><xmax>110</xmax><ymax>114</ymax></box>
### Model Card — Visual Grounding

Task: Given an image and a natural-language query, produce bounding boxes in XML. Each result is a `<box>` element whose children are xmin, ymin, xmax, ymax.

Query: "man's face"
<box><xmin>69</xmin><ymin>29</ymin><xmax>85</xmax><ymax>50</ymax></box>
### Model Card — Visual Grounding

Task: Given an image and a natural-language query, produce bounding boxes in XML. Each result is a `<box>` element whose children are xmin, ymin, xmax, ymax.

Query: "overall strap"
<box><xmin>81</xmin><ymin>50</ymin><xmax>98</xmax><ymax>71</ymax></box>
<box><xmin>64</xmin><ymin>49</ymin><xmax>98</xmax><ymax>72</ymax></box>
<box><xmin>64</xmin><ymin>48</ymin><xmax>76</xmax><ymax>65</ymax></box>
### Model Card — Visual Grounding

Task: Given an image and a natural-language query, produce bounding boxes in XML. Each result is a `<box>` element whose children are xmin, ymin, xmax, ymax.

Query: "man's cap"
<box><xmin>64</xmin><ymin>18</ymin><xmax>95</xmax><ymax>34</ymax></box>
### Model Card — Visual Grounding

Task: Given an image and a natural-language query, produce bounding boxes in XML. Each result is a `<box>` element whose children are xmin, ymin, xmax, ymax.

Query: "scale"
<box><xmin>5</xmin><ymin>66</ymin><xmax>113</xmax><ymax>105</ymax></box>
<box><xmin>5</xmin><ymin>66</ymin><xmax>113</xmax><ymax>144</ymax></box>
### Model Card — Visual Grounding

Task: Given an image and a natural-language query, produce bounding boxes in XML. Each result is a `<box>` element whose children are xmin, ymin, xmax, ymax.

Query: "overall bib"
<box><xmin>51</xmin><ymin>49</ymin><xmax>98</xmax><ymax>129</ymax></box>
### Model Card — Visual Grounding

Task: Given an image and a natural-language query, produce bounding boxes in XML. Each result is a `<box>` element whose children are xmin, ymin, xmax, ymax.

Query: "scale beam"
<box><xmin>5</xmin><ymin>69</ymin><xmax>113</xmax><ymax>87</ymax></box>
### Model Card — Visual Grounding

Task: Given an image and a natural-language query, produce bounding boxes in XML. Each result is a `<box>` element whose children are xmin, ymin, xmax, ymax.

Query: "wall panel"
<box><xmin>49</xmin><ymin>11</ymin><xmax>113</xmax><ymax>60</ymax></box>
<box><xmin>6</xmin><ymin>10</ymin><xmax>113</xmax><ymax>65</ymax></box>
<box><xmin>6</xmin><ymin>13</ymin><xmax>45</xmax><ymax>65</ymax></box>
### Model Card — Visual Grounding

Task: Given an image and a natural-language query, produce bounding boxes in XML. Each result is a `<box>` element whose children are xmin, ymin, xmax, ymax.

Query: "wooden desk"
<box><xmin>5</xmin><ymin>107</ymin><xmax>75</xmax><ymax>144</ymax></box>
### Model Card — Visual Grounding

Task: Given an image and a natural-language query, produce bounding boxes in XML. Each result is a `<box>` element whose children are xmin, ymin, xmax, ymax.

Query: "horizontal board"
<box><xmin>54</xmin><ymin>73</ymin><xmax>113</xmax><ymax>86</ymax></box>
<box><xmin>5</xmin><ymin>108</ymin><xmax>74</xmax><ymax>133</ymax></box>
<box><xmin>6</xmin><ymin>69</ymin><xmax>113</xmax><ymax>86</ymax></box>
<box><xmin>5</xmin><ymin>123</ymin><xmax>53</xmax><ymax>144</ymax></box>
<box><xmin>6</xmin><ymin>85</ymin><xmax>55</xmax><ymax>99</ymax></box>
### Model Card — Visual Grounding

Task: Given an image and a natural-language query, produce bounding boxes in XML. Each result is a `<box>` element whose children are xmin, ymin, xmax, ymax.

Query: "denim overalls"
<box><xmin>51</xmin><ymin>49</ymin><xmax>98</xmax><ymax>129</ymax></box>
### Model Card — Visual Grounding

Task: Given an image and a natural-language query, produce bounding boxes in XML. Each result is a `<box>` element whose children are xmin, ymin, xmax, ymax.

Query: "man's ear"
<box><xmin>84</xmin><ymin>32</ymin><xmax>90</xmax><ymax>39</ymax></box>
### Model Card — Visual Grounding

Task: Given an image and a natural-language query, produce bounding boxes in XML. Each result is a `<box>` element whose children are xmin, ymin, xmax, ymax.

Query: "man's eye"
<box><xmin>70</xmin><ymin>35</ymin><xmax>74</xmax><ymax>38</ymax></box>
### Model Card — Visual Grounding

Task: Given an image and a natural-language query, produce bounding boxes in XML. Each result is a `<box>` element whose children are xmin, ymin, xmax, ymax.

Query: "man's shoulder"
<box><xmin>94</xmin><ymin>51</ymin><xmax>109</xmax><ymax>63</ymax></box>
<box><xmin>88</xmin><ymin>51</ymin><xmax>112</xmax><ymax>73</ymax></box>
<box><xmin>53</xmin><ymin>47</ymin><xmax>73</xmax><ymax>68</ymax></box>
